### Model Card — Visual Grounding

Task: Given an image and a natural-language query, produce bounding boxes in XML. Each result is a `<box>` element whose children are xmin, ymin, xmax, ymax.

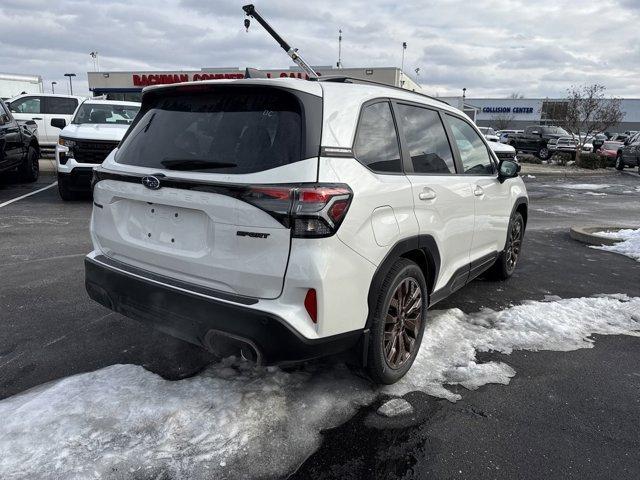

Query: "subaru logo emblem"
<box><xmin>142</xmin><ymin>176</ymin><xmax>161</xmax><ymax>190</ymax></box>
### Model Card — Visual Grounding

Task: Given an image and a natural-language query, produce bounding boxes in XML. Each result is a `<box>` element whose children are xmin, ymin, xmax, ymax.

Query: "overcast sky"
<box><xmin>1</xmin><ymin>0</ymin><xmax>639</xmax><ymax>98</ymax></box>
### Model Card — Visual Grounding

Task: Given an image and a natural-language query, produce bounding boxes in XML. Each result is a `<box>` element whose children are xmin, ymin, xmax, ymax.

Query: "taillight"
<box><xmin>292</xmin><ymin>185</ymin><xmax>352</xmax><ymax>238</ymax></box>
<box><xmin>242</xmin><ymin>183</ymin><xmax>352</xmax><ymax>238</ymax></box>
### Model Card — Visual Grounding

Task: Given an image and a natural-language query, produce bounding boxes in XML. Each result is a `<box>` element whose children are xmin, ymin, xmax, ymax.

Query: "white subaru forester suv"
<box><xmin>85</xmin><ymin>77</ymin><xmax>528</xmax><ymax>384</ymax></box>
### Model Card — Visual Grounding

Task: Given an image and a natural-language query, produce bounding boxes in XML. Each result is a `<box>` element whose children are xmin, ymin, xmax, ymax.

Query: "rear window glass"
<box><xmin>116</xmin><ymin>87</ymin><xmax>306</xmax><ymax>174</ymax></box>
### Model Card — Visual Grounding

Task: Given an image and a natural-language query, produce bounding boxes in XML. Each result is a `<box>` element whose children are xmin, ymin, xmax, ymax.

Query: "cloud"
<box><xmin>0</xmin><ymin>0</ymin><xmax>638</xmax><ymax>97</ymax></box>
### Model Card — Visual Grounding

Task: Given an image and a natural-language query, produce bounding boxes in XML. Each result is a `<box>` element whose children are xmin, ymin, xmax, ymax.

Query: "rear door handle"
<box><xmin>473</xmin><ymin>185</ymin><xmax>484</xmax><ymax>197</ymax></box>
<box><xmin>418</xmin><ymin>188</ymin><xmax>437</xmax><ymax>201</ymax></box>
<box><xmin>32</xmin><ymin>117</ymin><xmax>43</xmax><ymax>120</ymax></box>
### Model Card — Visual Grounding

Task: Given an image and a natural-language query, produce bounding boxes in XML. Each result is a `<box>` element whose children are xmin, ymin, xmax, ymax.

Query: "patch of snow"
<box><xmin>377</xmin><ymin>398</ymin><xmax>414</xmax><ymax>417</ymax></box>
<box><xmin>592</xmin><ymin>228</ymin><xmax>640</xmax><ymax>262</ymax></box>
<box><xmin>553</xmin><ymin>183</ymin><xmax>613</xmax><ymax>190</ymax></box>
<box><xmin>584</xmin><ymin>192</ymin><xmax>607</xmax><ymax>196</ymax></box>
<box><xmin>1</xmin><ymin>295</ymin><xmax>639</xmax><ymax>479</ymax></box>
<box><xmin>526</xmin><ymin>175</ymin><xmax>536</xmax><ymax>179</ymax></box>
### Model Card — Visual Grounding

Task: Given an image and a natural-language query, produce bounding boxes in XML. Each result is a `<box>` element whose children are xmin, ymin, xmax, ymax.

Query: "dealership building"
<box><xmin>87</xmin><ymin>67</ymin><xmax>639</xmax><ymax>132</ymax></box>
<box><xmin>443</xmin><ymin>97</ymin><xmax>640</xmax><ymax>132</ymax></box>
<box><xmin>87</xmin><ymin>66</ymin><xmax>421</xmax><ymax>101</ymax></box>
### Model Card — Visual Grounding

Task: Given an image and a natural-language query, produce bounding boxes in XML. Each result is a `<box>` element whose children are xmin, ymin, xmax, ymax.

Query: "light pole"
<box><xmin>414</xmin><ymin>67</ymin><xmax>420</xmax><ymax>83</ymax></box>
<box><xmin>336</xmin><ymin>29</ymin><xmax>343</xmax><ymax>68</ymax></box>
<box><xmin>51</xmin><ymin>81</ymin><xmax>57</xmax><ymax>94</ymax></box>
<box><xmin>400</xmin><ymin>42</ymin><xmax>407</xmax><ymax>87</ymax></box>
<box><xmin>462</xmin><ymin>87</ymin><xmax>467</xmax><ymax>106</ymax></box>
<box><xmin>64</xmin><ymin>73</ymin><xmax>76</xmax><ymax>95</ymax></box>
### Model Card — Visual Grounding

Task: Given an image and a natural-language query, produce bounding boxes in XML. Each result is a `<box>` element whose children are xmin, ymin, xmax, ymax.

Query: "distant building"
<box><xmin>0</xmin><ymin>73</ymin><xmax>44</xmax><ymax>100</ymax></box>
<box><xmin>87</xmin><ymin>66</ymin><xmax>421</xmax><ymax>102</ymax></box>
<box><xmin>442</xmin><ymin>96</ymin><xmax>640</xmax><ymax>132</ymax></box>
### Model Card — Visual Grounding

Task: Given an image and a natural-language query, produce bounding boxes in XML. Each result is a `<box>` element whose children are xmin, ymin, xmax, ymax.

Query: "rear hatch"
<box><xmin>91</xmin><ymin>82</ymin><xmax>324</xmax><ymax>299</ymax></box>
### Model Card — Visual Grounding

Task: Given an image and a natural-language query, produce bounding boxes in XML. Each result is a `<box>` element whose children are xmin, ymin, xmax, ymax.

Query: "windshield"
<box><xmin>72</xmin><ymin>103</ymin><xmax>140</xmax><ymax>125</ymax></box>
<box><xmin>541</xmin><ymin>126</ymin><xmax>569</xmax><ymax>135</ymax></box>
<box><xmin>116</xmin><ymin>86</ymin><xmax>313</xmax><ymax>174</ymax></box>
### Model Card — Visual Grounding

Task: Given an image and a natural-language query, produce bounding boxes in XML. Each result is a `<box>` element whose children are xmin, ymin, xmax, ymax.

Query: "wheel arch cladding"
<box><xmin>365</xmin><ymin>235</ymin><xmax>440</xmax><ymax>329</ymax></box>
<box><xmin>513</xmin><ymin>197</ymin><xmax>528</xmax><ymax>230</ymax></box>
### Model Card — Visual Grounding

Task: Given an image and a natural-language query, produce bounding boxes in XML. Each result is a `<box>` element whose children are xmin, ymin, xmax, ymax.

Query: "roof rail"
<box><xmin>316</xmin><ymin>75</ymin><xmax>449</xmax><ymax>105</ymax></box>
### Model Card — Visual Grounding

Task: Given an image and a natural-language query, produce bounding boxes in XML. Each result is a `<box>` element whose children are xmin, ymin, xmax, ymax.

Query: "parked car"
<box><xmin>54</xmin><ymin>99</ymin><xmax>141</xmax><ymax>200</ymax></box>
<box><xmin>609</xmin><ymin>133</ymin><xmax>630</xmax><ymax>143</ymax></box>
<box><xmin>508</xmin><ymin>125</ymin><xmax>570</xmax><ymax>160</ymax></box>
<box><xmin>497</xmin><ymin>129</ymin><xmax>523</xmax><ymax>144</ymax></box>
<box><xmin>591</xmin><ymin>133</ymin><xmax>608</xmax><ymax>152</ymax></box>
<box><xmin>85</xmin><ymin>78</ymin><xmax>528</xmax><ymax>384</ymax></box>
<box><xmin>5</xmin><ymin>93</ymin><xmax>85</xmax><ymax>151</ymax></box>
<box><xmin>598</xmin><ymin>140</ymin><xmax>624</xmax><ymax>167</ymax></box>
<box><xmin>478</xmin><ymin>126</ymin><xmax>499</xmax><ymax>142</ymax></box>
<box><xmin>615</xmin><ymin>132</ymin><xmax>640</xmax><ymax>170</ymax></box>
<box><xmin>0</xmin><ymin>99</ymin><xmax>40</xmax><ymax>181</ymax></box>
<box><xmin>488</xmin><ymin>139</ymin><xmax>518</xmax><ymax>162</ymax></box>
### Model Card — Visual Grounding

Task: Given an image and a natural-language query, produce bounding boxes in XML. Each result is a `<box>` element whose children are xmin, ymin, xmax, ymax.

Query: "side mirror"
<box><xmin>25</xmin><ymin>119</ymin><xmax>36</xmax><ymax>126</ymax></box>
<box><xmin>51</xmin><ymin>118</ymin><xmax>66</xmax><ymax>129</ymax></box>
<box><xmin>498</xmin><ymin>159</ymin><xmax>521</xmax><ymax>183</ymax></box>
<box><xmin>0</xmin><ymin>114</ymin><xmax>8</xmax><ymax>125</ymax></box>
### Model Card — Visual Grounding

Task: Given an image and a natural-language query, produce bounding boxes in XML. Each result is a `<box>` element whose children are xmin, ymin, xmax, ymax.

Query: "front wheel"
<box><xmin>537</xmin><ymin>146</ymin><xmax>550</xmax><ymax>160</ymax></box>
<box><xmin>615</xmin><ymin>154</ymin><xmax>624</xmax><ymax>170</ymax></box>
<box><xmin>18</xmin><ymin>146</ymin><xmax>39</xmax><ymax>182</ymax></box>
<box><xmin>57</xmin><ymin>175</ymin><xmax>77</xmax><ymax>201</ymax></box>
<box><xmin>488</xmin><ymin>211</ymin><xmax>524</xmax><ymax>280</ymax></box>
<box><xmin>366</xmin><ymin>258</ymin><xmax>427</xmax><ymax>384</ymax></box>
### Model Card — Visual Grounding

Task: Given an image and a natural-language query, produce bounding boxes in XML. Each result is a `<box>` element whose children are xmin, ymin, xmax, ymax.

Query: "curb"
<box><xmin>570</xmin><ymin>226</ymin><xmax>635</xmax><ymax>246</ymax></box>
<box><xmin>621</xmin><ymin>170</ymin><xmax>640</xmax><ymax>178</ymax></box>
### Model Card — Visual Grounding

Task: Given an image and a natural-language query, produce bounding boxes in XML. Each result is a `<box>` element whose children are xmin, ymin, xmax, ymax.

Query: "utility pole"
<box><xmin>400</xmin><ymin>42</ymin><xmax>407</xmax><ymax>87</ymax></box>
<box><xmin>64</xmin><ymin>73</ymin><xmax>76</xmax><ymax>95</ymax></box>
<box><xmin>337</xmin><ymin>29</ymin><xmax>343</xmax><ymax>68</ymax></box>
<box><xmin>51</xmin><ymin>81</ymin><xmax>57</xmax><ymax>94</ymax></box>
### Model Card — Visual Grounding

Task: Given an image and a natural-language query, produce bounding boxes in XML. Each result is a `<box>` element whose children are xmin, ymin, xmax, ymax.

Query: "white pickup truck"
<box><xmin>54</xmin><ymin>99</ymin><xmax>140</xmax><ymax>200</ymax></box>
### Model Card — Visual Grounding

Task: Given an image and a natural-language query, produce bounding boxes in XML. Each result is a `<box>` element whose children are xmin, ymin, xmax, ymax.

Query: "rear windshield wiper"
<box><xmin>160</xmin><ymin>159</ymin><xmax>238</xmax><ymax>171</ymax></box>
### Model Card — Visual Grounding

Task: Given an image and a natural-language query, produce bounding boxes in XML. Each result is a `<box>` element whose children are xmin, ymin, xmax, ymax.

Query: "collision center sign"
<box><xmin>482</xmin><ymin>106</ymin><xmax>534</xmax><ymax>114</ymax></box>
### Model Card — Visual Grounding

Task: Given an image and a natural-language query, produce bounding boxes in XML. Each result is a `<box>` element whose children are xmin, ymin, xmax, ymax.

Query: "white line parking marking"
<box><xmin>0</xmin><ymin>182</ymin><xmax>58</xmax><ymax>208</ymax></box>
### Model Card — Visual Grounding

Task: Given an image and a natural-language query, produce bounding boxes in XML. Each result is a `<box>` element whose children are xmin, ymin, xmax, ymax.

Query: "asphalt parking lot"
<box><xmin>1</xmin><ymin>169</ymin><xmax>639</xmax><ymax>479</ymax></box>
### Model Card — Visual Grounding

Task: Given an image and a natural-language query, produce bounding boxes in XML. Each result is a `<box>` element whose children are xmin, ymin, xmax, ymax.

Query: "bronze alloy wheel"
<box><xmin>506</xmin><ymin>216</ymin><xmax>523</xmax><ymax>271</ymax></box>
<box><xmin>384</xmin><ymin>277</ymin><xmax>423</xmax><ymax>369</ymax></box>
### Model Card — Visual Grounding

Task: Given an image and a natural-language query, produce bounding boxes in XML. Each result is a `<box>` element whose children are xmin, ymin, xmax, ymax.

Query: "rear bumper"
<box><xmin>84</xmin><ymin>255</ymin><xmax>363</xmax><ymax>364</ymax></box>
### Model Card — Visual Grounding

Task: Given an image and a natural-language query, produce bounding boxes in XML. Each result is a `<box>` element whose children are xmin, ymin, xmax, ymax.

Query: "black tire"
<box><xmin>537</xmin><ymin>146</ymin><xmax>550</xmax><ymax>160</ymax></box>
<box><xmin>488</xmin><ymin>211</ymin><xmax>525</xmax><ymax>280</ymax></box>
<box><xmin>366</xmin><ymin>258</ymin><xmax>427</xmax><ymax>384</ymax></box>
<box><xmin>615</xmin><ymin>154</ymin><xmax>624</xmax><ymax>170</ymax></box>
<box><xmin>18</xmin><ymin>146</ymin><xmax>39</xmax><ymax>182</ymax></box>
<box><xmin>57</xmin><ymin>175</ymin><xmax>77</xmax><ymax>201</ymax></box>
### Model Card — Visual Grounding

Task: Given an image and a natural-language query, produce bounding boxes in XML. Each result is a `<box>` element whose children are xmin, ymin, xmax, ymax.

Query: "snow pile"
<box><xmin>1</xmin><ymin>295</ymin><xmax>639</xmax><ymax>479</ymax></box>
<box><xmin>584</xmin><ymin>192</ymin><xmax>607</xmax><ymax>196</ymax></box>
<box><xmin>552</xmin><ymin>183</ymin><xmax>614</xmax><ymax>190</ymax></box>
<box><xmin>593</xmin><ymin>228</ymin><xmax>640</xmax><ymax>262</ymax></box>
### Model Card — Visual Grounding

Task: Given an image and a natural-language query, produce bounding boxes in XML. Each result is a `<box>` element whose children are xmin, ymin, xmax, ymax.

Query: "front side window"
<box><xmin>73</xmin><ymin>103</ymin><xmax>140</xmax><ymax>125</ymax></box>
<box><xmin>353</xmin><ymin>101</ymin><xmax>402</xmax><ymax>173</ymax></box>
<box><xmin>446</xmin><ymin>115</ymin><xmax>495</xmax><ymax>175</ymax></box>
<box><xmin>9</xmin><ymin>97</ymin><xmax>41</xmax><ymax>114</ymax></box>
<box><xmin>396</xmin><ymin>104</ymin><xmax>455</xmax><ymax>174</ymax></box>
<box><xmin>45</xmin><ymin>97</ymin><xmax>78</xmax><ymax>115</ymax></box>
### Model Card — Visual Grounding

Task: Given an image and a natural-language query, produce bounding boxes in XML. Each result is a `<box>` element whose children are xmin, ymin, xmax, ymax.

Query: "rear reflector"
<box><xmin>304</xmin><ymin>289</ymin><xmax>317</xmax><ymax>323</ymax></box>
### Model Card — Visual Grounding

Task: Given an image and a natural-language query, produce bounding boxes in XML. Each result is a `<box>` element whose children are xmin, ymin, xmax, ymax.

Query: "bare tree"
<box><xmin>557</xmin><ymin>84</ymin><xmax>625</xmax><ymax>162</ymax></box>
<box><xmin>509</xmin><ymin>92</ymin><xmax>525</xmax><ymax>99</ymax></box>
<box><xmin>491</xmin><ymin>111</ymin><xmax>516</xmax><ymax>130</ymax></box>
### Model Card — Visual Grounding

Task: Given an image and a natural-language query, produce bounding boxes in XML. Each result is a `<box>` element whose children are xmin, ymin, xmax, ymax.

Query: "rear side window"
<box><xmin>353</xmin><ymin>102</ymin><xmax>402</xmax><ymax>173</ymax></box>
<box><xmin>116</xmin><ymin>86</ymin><xmax>316</xmax><ymax>174</ymax></box>
<box><xmin>445</xmin><ymin>115</ymin><xmax>495</xmax><ymax>175</ymax></box>
<box><xmin>45</xmin><ymin>97</ymin><xmax>78</xmax><ymax>115</ymax></box>
<box><xmin>396</xmin><ymin>104</ymin><xmax>455</xmax><ymax>174</ymax></box>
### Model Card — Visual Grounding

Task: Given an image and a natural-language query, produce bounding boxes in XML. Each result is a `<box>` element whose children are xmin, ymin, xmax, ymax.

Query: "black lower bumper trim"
<box><xmin>59</xmin><ymin>168</ymin><xmax>94</xmax><ymax>191</ymax></box>
<box><xmin>85</xmin><ymin>256</ymin><xmax>362</xmax><ymax>364</ymax></box>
